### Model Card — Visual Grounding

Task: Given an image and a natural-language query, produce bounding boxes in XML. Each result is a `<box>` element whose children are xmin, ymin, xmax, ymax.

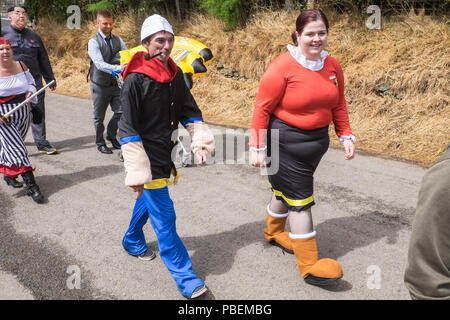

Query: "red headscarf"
<box><xmin>0</xmin><ymin>38</ymin><xmax>12</xmax><ymax>47</ymax></box>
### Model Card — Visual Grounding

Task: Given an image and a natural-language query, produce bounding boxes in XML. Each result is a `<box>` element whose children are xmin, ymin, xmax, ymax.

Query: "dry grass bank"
<box><xmin>37</xmin><ymin>10</ymin><xmax>449</xmax><ymax>167</ymax></box>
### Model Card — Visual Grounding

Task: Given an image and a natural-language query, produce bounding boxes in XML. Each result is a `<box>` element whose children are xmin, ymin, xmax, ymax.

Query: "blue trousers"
<box><xmin>122</xmin><ymin>187</ymin><xmax>204</xmax><ymax>297</ymax></box>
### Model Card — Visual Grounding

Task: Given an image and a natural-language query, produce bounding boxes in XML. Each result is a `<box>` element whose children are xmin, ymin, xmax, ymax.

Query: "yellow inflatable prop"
<box><xmin>119</xmin><ymin>36</ymin><xmax>213</xmax><ymax>89</ymax></box>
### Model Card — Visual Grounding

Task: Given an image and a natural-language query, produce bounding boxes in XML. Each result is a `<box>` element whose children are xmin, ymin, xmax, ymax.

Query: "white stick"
<box><xmin>2</xmin><ymin>80</ymin><xmax>55</xmax><ymax>119</ymax></box>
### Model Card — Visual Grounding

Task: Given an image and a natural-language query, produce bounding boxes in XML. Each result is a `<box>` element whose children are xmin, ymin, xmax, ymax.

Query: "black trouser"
<box><xmin>30</xmin><ymin>76</ymin><xmax>50</xmax><ymax>149</ymax></box>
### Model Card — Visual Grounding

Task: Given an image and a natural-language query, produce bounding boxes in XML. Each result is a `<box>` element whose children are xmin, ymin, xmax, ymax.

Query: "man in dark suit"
<box><xmin>2</xmin><ymin>5</ymin><xmax>57</xmax><ymax>155</ymax></box>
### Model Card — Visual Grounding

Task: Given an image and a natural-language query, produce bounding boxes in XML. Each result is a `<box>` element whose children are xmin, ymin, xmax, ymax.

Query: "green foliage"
<box><xmin>85</xmin><ymin>0</ymin><xmax>114</xmax><ymax>12</ymax></box>
<box><xmin>23</xmin><ymin>0</ymin><xmax>450</xmax><ymax>26</ymax></box>
<box><xmin>196</xmin><ymin>0</ymin><xmax>248</xmax><ymax>27</ymax></box>
<box><xmin>23</xmin><ymin>0</ymin><xmax>167</xmax><ymax>22</ymax></box>
<box><xmin>320</xmin><ymin>0</ymin><xmax>450</xmax><ymax>16</ymax></box>
<box><xmin>24</xmin><ymin>0</ymin><xmax>97</xmax><ymax>22</ymax></box>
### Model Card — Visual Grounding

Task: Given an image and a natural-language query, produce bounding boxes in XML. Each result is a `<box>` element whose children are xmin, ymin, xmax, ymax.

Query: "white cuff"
<box><xmin>339</xmin><ymin>135</ymin><xmax>356</xmax><ymax>144</ymax></box>
<box><xmin>249</xmin><ymin>146</ymin><xmax>267</xmax><ymax>152</ymax></box>
<box><xmin>266</xmin><ymin>204</ymin><xmax>289</xmax><ymax>218</ymax></box>
<box><xmin>289</xmin><ymin>230</ymin><xmax>317</xmax><ymax>239</ymax></box>
<box><xmin>28</xmin><ymin>84</ymin><xmax>36</xmax><ymax>94</ymax></box>
<box><xmin>27</xmin><ymin>85</ymin><xmax>38</xmax><ymax>104</ymax></box>
<box><xmin>121</xmin><ymin>141</ymin><xmax>152</xmax><ymax>186</ymax></box>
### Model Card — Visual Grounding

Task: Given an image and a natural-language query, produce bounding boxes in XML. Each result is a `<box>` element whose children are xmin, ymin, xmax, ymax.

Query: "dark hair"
<box><xmin>97</xmin><ymin>9</ymin><xmax>112</xmax><ymax>19</ymax></box>
<box><xmin>7</xmin><ymin>6</ymin><xmax>26</xmax><ymax>13</ymax></box>
<box><xmin>291</xmin><ymin>9</ymin><xmax>329</xmax><ymax>45</ymax></box>
<box><xmin>142</xmin><ymin>31</ymin><xmax>174</xmax><ymax>45</ymax></box>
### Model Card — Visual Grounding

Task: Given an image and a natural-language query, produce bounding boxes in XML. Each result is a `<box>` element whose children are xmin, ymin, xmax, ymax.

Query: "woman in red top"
<box><xmin>249</xmin><ymin>9</ymin><xmax>355</xmax><ymax>286</ymax></box>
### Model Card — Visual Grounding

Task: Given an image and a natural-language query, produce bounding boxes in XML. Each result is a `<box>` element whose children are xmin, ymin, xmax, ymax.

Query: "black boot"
<box><xmin>4</xmin><ymin>175</ymin><xmax>23</xmax><ymax>188</ymax></box>
<box><xmin>21</xmin><ymin>171</ymin><xmax>44</xmax><ymax>203</ymax></box>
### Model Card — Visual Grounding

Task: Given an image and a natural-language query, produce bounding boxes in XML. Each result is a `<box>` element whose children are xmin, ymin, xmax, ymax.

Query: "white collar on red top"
<box><xmin>287</xmin><ymin>44</ymin><xmax>328</xmax><ymax>71</ymax></box>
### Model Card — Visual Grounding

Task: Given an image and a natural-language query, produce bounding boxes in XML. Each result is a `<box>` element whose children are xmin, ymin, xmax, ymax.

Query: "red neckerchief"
<box><xmin>122</xmin><ymin>51</ymin><xmax>177</xmax><ymax>83</ymax></box>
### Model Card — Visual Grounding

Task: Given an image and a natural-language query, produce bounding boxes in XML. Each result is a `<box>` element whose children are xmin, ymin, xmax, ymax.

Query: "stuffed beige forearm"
<box><xmin>121</xmin><ymin>141</ymin><xmax>152</xmax><ymax>186</ymax></box>
<box><xmin>185</xmin><ymin>122</ymin><xmax>215</xmax><ymax>155</ymax></box>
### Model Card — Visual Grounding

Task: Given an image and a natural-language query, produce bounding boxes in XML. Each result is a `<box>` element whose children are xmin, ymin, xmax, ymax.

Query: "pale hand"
<box><xmin>195</xmin><ymin>149</ymin><xmax>208</xmax><ymax>164</ymax></box>
<box><xmin>25</xmin><ymin>91</ymin><xmax>33</xmax><ymax>101</ymax></box>
<box><xmin>250</xmin><ymin>149</ymin><xmax>266</xmax><ymax>168</ymax></box>
<box><xmin>343</xmin><ymin>139</ymin><xmax>355</xmax><ymax>160</ymax></box>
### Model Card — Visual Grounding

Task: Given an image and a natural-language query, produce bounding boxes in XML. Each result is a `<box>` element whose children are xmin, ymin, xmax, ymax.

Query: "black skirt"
<box><xmin>267</xmin><ymin>116</ymin><xmax>329</xmax><ymax>212</ymax></box>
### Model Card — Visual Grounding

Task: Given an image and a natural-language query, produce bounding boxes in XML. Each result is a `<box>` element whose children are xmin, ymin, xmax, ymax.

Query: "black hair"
<box><xmin>7</xmin><ymin>6</ymin><xmax>26</xmax><ymax>13</ymax></box>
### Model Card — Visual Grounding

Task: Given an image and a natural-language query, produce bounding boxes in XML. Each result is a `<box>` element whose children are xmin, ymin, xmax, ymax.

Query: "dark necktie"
<box><xmin>105</xmin><ymin>36</ymin><xmax>112</xmax><ymax>54</ymax></box>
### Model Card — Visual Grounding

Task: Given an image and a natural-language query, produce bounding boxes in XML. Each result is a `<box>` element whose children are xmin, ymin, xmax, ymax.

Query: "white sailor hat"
<box><xmin>140</xmin><ymin>14</ymin><xmax>174</xmax><ymax>42</ymax></box>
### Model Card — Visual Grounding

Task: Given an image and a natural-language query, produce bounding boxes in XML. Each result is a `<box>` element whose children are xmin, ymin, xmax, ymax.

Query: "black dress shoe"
<box><xmin>4</xmin><ymin>175</ymin><xmax>23</xmax><ymax>188</ymax></box>
<box><xmin>98</xmin><ymin>145</ymin><xmax>113</xmax><ymax>154</ymax></box>
<box><xmin>107</xmin><ymin>137</ymin><xmax>121</xmax><ymax>149</ymax></box>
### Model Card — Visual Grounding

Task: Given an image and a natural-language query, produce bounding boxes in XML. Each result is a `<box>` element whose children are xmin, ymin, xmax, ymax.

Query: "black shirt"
<box><xmin>2</xmin><ymin>25</ymin><xmax>55</xmax><ymax>84</ymax></box>
<box><xmin>119</xmin><ymin>68</ymin><xmax>203</xmax><ymax>179</ymax></box>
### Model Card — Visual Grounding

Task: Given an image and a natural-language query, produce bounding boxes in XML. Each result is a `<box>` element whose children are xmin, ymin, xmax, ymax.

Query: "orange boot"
<box><xmin>264</xmin><ymin>205</ymin><xmax>293</xmax><ymax>254</ymax></box>
<box><xmin>290</xmin><ymin>231</ymin><xmax>343</xmax><ymax>286</ymax></box>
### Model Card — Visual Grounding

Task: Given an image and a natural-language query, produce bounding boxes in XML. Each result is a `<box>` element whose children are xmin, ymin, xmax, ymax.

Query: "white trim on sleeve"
<box><xmin>339</xmin><ymin>135</ymin><xmax>357</xmax><ymax>144</ymax></box>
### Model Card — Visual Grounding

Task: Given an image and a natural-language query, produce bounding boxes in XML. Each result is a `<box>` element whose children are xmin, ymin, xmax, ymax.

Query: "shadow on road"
<box><xmin>0</xmin><ymin>188</ymin><xmax>114</xmax><ymax>299</ymax></box>
<box><xmin>25</xmin><ymin>135</ymin><xmax>96</xmax><ymax>155</ymax></box>
<box><xmin>316</xmin><ymin>211</ymin><xmax>409</xmax><ymax>259</ymax></box>
<box><xmin>144</xmin><ymin>207</ymin><xmax>409</xmax><ymax>294</ymax></box>
<box><xmin>1</xmin><ymin>163</ymin><xmax>123</xmax><ymax>299</ymax></box>
<box><xmin>11</xmin><ymin>164</ymin><xmax>123</xmax><ymax>200</ymax></box>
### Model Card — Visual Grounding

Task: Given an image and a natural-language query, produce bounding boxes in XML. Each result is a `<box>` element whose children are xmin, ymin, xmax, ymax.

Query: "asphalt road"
<box><xmin>0</xmin><ymin>93</ymin><xmax>426</xmax><ymax>300</ymax></box>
